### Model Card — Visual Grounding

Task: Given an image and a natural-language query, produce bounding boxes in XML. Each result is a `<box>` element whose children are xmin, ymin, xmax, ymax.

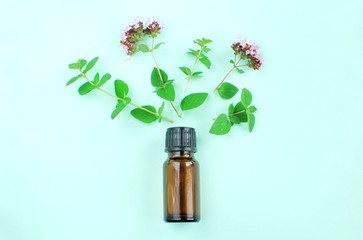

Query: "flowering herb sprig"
<box><xmin>121</xmin><ymin>18</ymin><xmax>182</xmax><ymax>118</ymax></box>
<box><xmin>214</xmin><ymin>39</ymin><xmax>263</xmax><ymax>99</ymax></box>
<box><xmin>209</xmin><ymin>38</ymin><xmax>263</xmax><ymax>135</ymax></box>
<box><xmin>179</xmin><ymin>38</ymin><xmax>212</xmax><ymax>91</ymax></box>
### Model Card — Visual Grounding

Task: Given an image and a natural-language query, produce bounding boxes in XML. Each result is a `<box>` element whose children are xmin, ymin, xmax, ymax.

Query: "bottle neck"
<box><xmin>167</xmin><ymin>150</ymin><xmax>195</xmax><ymax>159</ymax></box>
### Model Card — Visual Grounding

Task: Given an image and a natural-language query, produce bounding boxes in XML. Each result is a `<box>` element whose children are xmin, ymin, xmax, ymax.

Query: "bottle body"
<box><xmin>163</xmin><ymin>151</ymin><xmax>200</xmax><ymax>222</ymax></box>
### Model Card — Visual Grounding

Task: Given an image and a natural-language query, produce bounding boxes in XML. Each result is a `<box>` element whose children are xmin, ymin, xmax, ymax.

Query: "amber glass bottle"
<box><xmin>163</xmin><ymin>127</ymin><xmax>200</xmax><ymax>222</ymax></box>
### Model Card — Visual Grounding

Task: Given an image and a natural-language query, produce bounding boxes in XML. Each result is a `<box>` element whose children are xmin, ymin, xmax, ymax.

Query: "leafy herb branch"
<box><xmin>67</xmin><ymin>57</ymin><xmax>174</xmax><ymax>124</ymax></box>
<box><xmin>209</xmin><ymin>88</ymin><xmax>257</xmax><ymax>135</ymax></box>
<box><xmin>179</xmin><ymin>38</ymin><xmax>212</xmax><ymax>91</ymax></box>
<box><xmin>121</xmin><ymin>19</ymin><xmax>211</xmax><ymax>119</ymax></box>
<box><xmin>128</xmin><ymin>24</ymin><xmax>181</xmax><ymax>118</ymax></box>
<box><xmin>214</xmin><ymin>39</ymin><xmax>264</xmax><ymax>101</ymax></box>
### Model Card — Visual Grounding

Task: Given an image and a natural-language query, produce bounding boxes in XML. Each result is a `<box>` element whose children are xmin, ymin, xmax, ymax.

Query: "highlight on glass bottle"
<box><xmin>163</xmin><ymin>127</ymin><xmax>200</xmax><ymax>222</ymax></box>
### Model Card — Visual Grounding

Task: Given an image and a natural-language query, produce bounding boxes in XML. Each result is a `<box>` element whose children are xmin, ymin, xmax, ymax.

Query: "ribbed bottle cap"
<box><xmin>165</xmin><ymin>127</ymin><xmax>197</xmax><ymax>152</ymax></box>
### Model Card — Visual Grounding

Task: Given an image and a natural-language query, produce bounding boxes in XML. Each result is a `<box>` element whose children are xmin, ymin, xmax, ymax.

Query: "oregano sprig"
<box><xmin>121</xmin><ymin>18</ymin><xmax>182</xmax><ymax>118</ymax></box>
<box><xmin>66</xmin><ymin>57</ymin><xmax>174</xmax><ymax>124</ymax></box>
<box><xmin>214</xmin><ymin>38</ymin><xmax>264</xmax><ymax>97</ymax></box>
<box><xmin>179</xmin><ymin>38</ymin><xmax>212</xmax><ymax>91</ymax></box>
<box><xmin>209</xmin><ymin>88</ymin><xmax>257</xmax><ymax>135</ymax></box>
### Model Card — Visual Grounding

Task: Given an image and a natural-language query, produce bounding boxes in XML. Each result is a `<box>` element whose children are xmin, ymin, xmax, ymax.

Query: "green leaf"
<box><xmin>157</xmin><ymin>101</ymin><xmax>165</xmax><ymax>122</ymax></box>
<box><xmin>156</xmin><ymin>83</ymin><xmax>175</xmax><ymax>101</ymax></box>
<box><xmin>68</xmin><ymin>62</ymin><xmax>79</xmax><ymax>70</ymax></box>
<box><xmin>229</xmin><ymin>116</ymin><xmax>241</xmax><ymax>124</ymax></box>
<box><xmin>180</xmin><ymin>93</ymin><xmax>208</xmax><ymax>111</ymax></box>
<box><xmin>179</xmin><ymin>66</ymin><xmax>192</xmax><ymax>76</ymax></box>
<box><xmin>209</xmin><ymin>114</ymin><xmax>232</xmax><ymax>135</ymax></box>
<box><xmin>228</xmin><ymin>103</ymin><xmax>234</xmax><ymax>115</ymax></box>
<box><xmin>93</xmin><ymin>73</ymin><xmax>100</xmax><ymax>85</ymax></box>
<box><xmin>114</xmin><ymin>80</ymin><xmax>129</xmax><ymax>99</ymax></box>
<box><xmin>138</xmin><ymin>44</ymin><xmax>150</xmax><ymax>53</ymax></box>
<box><xmin>151</xmin><ymin>67</ymin><xmax>168</xmax><ymax>87</ymax></box>
<box><xmin>236</xmin><ymin>68</ymin><xmax>245</xmax><ymax>74</ymax></box>
<box><xmin>202</xmin><ymin>47</ymin><xmax>211</xmax><ymax>53</ymax></box>
<box><xmin>192</xmin><ymin>71</ymin><xmax>203</xmax><ymax>78</ymax></box>
<box><xmin>199</xmin><ymin>57</ymin><xmax>211</xmax><ymax>69</ymax></box>
<box><xmin>130</xmin><ymin>105</ymin><xmax>157</xmax><ymax>123</ymax></box>
<box><xmin>79</xmin><ymin>59</ymin><xmax>87</xmax><ymax>70</ymax></box>
<box><xmin>111</xmin><ymin>98</ymin><xmax>131</xmax><ymax>119</ymax></box>
<box><xmin>194</xmin><ymin>38</ymin><xmax>212</xmax><ymax>47</ymax></box>
<box><xmin>217</xmin><ymin>82</ymin><xmax>239</xmax><ymax>99</ymax></box>
<box><xmin>187</xmin><ymin>49</ymin><xmax>199</xmax><ymax>57</ymax></box>
<box><xmin>247</xmin><ymin>109</ymin><xmax>256</xmax><ymax>132</ymax></box>
<box><xmin>154</xmin><ymin>42</ymin><xmax>165</xmax><ymax>50</ymax></box>
<box><xmin>83</xmin><ymin>57</ymin><xmax>99</xmax><ymax>74</ymax></box>
<box><xmin>230</xmin><ymin>59</ymin><xmax>235</xmax><ymax>65</ymax></box>
<box><xmin>99</xmin><ymin>73</ymin><xmax>111</xmax><ymax>86</ymax></box>
<box><xmin>66</xmin><ymin>74</ymin><xmax>83</xmax><ymax>86</ymax></box>
<box><xmin>201</xmin><ymin>38</ymin><xmax>212</xmax><ymax>45</ymax></box>
<box><xmin>234</xmin><ymin>102</ymin><xmax>247</xmax><ymax>122</ymax></box>
<box><xmin>78</xmin><ymin>82</ymin><xmax>96</xmax><ymax>95</ymax></box>
<box><xmin>241</xmin><ymin>88</ymin><xmax>253</xmax><ymax>107</ymax></box>
<box><xmin>249</xmin><ymin>106</ymin><xmax>257</xmax><ymax>112</ymax></box>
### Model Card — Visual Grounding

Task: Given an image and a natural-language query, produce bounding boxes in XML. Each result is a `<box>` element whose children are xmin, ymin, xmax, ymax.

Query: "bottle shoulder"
<box><xmin>164</xmin><ymin>158</ymin><xmax>199</xmax><ymax>166</ymax></box>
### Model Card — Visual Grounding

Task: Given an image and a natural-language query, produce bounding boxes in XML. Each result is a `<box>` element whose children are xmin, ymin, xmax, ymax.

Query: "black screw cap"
<box><xmin>165</xmin><ymin>127</ymin><xmax>197</xmax><ymax>153</ymax></box>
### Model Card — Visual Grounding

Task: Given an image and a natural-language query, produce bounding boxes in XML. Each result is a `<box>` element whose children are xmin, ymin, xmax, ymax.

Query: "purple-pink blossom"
<box><xmin>120</xmin><ymin>18</ymin><xmax>163</xmax><ymax>56</ymax></box>
<box><xmin>231</xmin><ymin>39</ymin><xmax>263</xmax><ymax>70</ymax></box>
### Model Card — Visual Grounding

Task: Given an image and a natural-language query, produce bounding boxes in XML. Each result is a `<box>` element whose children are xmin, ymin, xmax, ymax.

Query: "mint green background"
<box><xmin>1</xmin><ymin>0</ymin><xmax>363</xmax><ymax>239</ymax></box>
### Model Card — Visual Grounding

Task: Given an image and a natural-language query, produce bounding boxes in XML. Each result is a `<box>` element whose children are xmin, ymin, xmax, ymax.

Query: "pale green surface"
<box><xmin>1</xmin><ymin>0</ymin><xmax>363</xmax><ymax>239</ymax></box>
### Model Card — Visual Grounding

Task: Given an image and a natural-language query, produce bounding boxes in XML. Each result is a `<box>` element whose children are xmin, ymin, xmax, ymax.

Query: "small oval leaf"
<box><xmin>114</xmin><ymin>80</ymin><xmax>129</xmax><ymax>99</ymax></box>
<box><xmin>66</xmin><ymin>74</ymin><xmax>83</xmax><ymax>86</ymax></box>
<box><xmin>209</xmin><ymin>114</ymin><xmax>231</xmax><ymax>135</ymax></box>
<box><xmin>247</xmin><ymin>110</ymin><xmax>256</xmax><ymax>132</ymax></box>
<box><xmin>78</xmin><ymin>82</ymin><xmax>96</xmax><ymax>95</ymax></box>
<box><xmin>138</xmin><ymin>44</ymin><xmax>150</xmax><ymax>53</ymax></box>
<box><xmin>154</xmin><ymin>42</ymin><xmax>165</xmax><ymax>50</ymax></box>
<box><xmin>111</xmin><ymin>100</ymin><xmax>129</xmax><ymax>119</ymax></box>
<box><xmin>130</xmin><ymin>105</ymin><xmax>157</xmax><ymax>123</ymax></box>
<box><xmin>241</xmin><ymin>88</ymin><xmax>252</xmax><ymax>107</ymax></box>
<box><xmin>180</xmin><ymin>93</ymin><xmax>208</xmax><ymax>111</ymax></box>
<box><xmin>151</xmin><ymin>68</ymin><xmax>168</xmax><ymax>87</ymax></box>
<box><xmin>99</xmin><ymin>73</ymin><xmax>111</xmax><ymax>86</ymax></box>
<box><xmin>83</xmin><ymin>57</ymin><xmax>99</xmax><ymax>74</ymax></box>
<box><xmin>217</xmin><ymin>82</ymin><xmax>239</xmax><ymax>99</ymax></box>
<box><xmin>156</xmin><ymin>84</ymin><xmax>175</xmax><ymax>101</ymax></box>
<box><xmin>179</xmin><ymin>66</ymin><xmax>192</xmax><ymax>76</ymax></box>
<box><xmin>199</xmin><ymin>57</ymin><xmax>211</xmax><ymax>69</ymax></box>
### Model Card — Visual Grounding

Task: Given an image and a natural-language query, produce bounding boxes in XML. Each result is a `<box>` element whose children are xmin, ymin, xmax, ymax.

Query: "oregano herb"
<box><xmin>67</xmin><ymin>18</ymin><xmax>264</xmax><ymax>137</ymax></box>
<box><xmin>209</xmin><ymin>88</ymin><xmax>257</xmax><ymax>135</ymax></box>
<box><xmin>179</xmin><ymin>38</ymin><xmax>212</xmax><ymax>91</ymax></box>
<box><xmin>66</xmin><ymin>57</ymin><xmax>174</xmax><ymax>124</ymax></box>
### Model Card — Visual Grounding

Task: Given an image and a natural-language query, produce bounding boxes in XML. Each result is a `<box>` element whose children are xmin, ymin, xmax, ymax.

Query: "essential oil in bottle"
<box><xmin>163</xmin><ymin>127</ymin><xmax>200</xmax><ymax>222</ymax></box>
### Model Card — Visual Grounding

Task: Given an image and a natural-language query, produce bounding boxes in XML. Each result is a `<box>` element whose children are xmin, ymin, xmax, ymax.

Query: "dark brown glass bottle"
<box><xmin>163</xmin><ymin>127</ymin><xmax>200</xmax><ymax>222</ymax></box>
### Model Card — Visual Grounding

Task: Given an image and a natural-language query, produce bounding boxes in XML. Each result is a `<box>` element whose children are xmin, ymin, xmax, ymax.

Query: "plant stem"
<box><xmin>149</xmin><ymin>38</ymin><xmax>182</xmax><ymax>118</ymax></box>
<box><xmin>229</xmin><ymin>110</ymin><xmax>246</xmax><ymax>117</ymax></box>
<box><xmin>214</xmin><ymin>65</ymin><xmax>235</xmax><ymax>92</ymax></box>
<box><xmin>169</xmin><ymin>101</ymin><xmax>181</xmax><ymax>118</ymax></box>
<box><xmin>185</xmin><ymin>48</ymin><xmax>202</xmax><ymax>92</ymax></box>
<box><xmin>84</xmin><ymin>76</ymin><xmax>174</xmax><ymax>123</ymax></box>
<box><xmin>213</xmin><ymin>55</ymin><xmax>243</xmax><ymax>92</ymax></box>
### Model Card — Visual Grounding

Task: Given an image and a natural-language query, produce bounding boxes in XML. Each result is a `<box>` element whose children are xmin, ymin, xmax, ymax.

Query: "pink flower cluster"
<box><xmin>143</xmin><ymin>19</ymin><xmax>162</xmax><ymax>37</ymax></box>
<box><xmin>231</xmin><ymin>39</ymin><xmax>263</xmax><ymax>70</ymax></box>
<box><xmin>120</xmin><ymin>18</ymin><xmax>163</xmax><ymax>56</ymax></box>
